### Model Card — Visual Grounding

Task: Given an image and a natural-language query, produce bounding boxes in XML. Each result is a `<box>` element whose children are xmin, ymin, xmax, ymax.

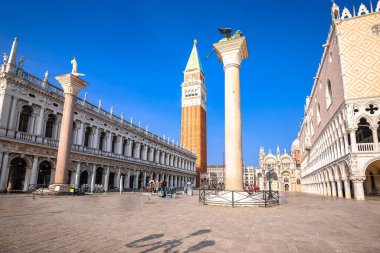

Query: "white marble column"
<box><xmin>336</xmin><ymin>180</ymin><xmax>343</xmax><ymax>197</ymax></box>
<box><xmin>6</xmin><ymin>97</ymin><xmax>18</xmax><ymax>136</ymax></box>
<box><xmin>331</xmin><ymin>181</ymin><xmax>337</xmax><ymax>196</ymax></box>
<box><xmin>77</xmin><ymin>122</ymin><xmax>84</xmax><ymax>146</ymax></box>
<box><xmin>0</xmin><ymin>152</ymin><xmax>10</xmax><ymax>191</ymax></box>
<box><xmin>344</xmin><ymin>179</ymin><xmax>351</xmax><ymax>199</ymax></box>
<box><xmin>371</xmin><ymin>126</ymin><xmax>379</xmax><ymax>151</ymax></box>
<box><xmin>213</xmin><ymin>36</ymin><xmax>248</xmax><ymax>192</ymax></box>
<box><xmin>126</xmin><ymin>170</ymin><xmax>131</xmax><ymax>189</ymax></box>
<box><xmin>30</xmin><ymin>156</ymin><xmax>39</xmax><ymax>185</ymax></box>
<box><xmin>352</xmin><ymin>177</ymin><xmax>365</xmax><ymax>200</ymax></box>
<box><xmin>75</xmin><ymin>162</ymin><xmax>81</xmax><ymax>187</ymax></box>
<box><xmin>116</xmin><ymin>168</ymin><xmax>121</xmax><ymax>189</ymax></box>
<box><xmin>35</xmin><ymin>107</ymin><xmax>45</xmax><ymax>138</ymax></box>
<box><xmin>349</xmin><ymin>130</ymin><xmax>357</xmax><ymax>152</ymax></box>
<box><xmin>23</xmin><ymin>167</ymin><xmax>32</xmax><ymax>192</ymax></box>
<box><xmin>91</xmin><ymin>164</ymin><xmax>96</xmax><ymax>193</ymax></box>
<box><xmin>143</xmin><ymin>171</ymin><xmax>147</xmax><ymax>187</ymax></box>
<box><xmin>104</xmin><ymin>167</ymin><xmax>110</xmax><ymax>191</ymax></box>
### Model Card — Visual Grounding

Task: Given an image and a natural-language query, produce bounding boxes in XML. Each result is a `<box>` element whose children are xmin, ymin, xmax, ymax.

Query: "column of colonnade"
<box><xmin>69</xmin><ymin>162</ymin><xmax>192</xmax><ymax>191</ymax></box>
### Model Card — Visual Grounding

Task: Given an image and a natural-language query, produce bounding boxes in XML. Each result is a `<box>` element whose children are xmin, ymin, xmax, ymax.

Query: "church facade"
<box><xmin>255</xmin><ymin>146</ymin><xmax>301</xmax><ymax>192</ymax></box>
<box><xmin>298</xmin><ymin>2</ymin><xmax>380</xmax><ymax>200</ymax></box>
<box><xmin>0</xmin><ymin>38</ymin><xmax>196</xmax><ymax>193</ymax></box>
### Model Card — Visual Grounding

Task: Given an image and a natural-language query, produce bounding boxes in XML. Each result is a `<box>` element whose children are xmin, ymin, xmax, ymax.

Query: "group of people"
<box><xmin>146</xmin><ymin>180</ymin><xmax>194</xmax><ymax>197</ymax></box>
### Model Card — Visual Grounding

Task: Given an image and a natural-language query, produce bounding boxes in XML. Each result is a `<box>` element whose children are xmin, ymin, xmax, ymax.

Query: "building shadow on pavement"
<box><xmin>126</xmin><ymin>229</ymin><xmax>215</xmax><ymax>252</ymax></box>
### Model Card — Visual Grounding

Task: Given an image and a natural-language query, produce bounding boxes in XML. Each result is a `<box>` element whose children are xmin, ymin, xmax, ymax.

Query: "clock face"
<box><xmin>372</xmin><ymin>25</ymin><xmax>380</xmax><ymax>36</ymax></box>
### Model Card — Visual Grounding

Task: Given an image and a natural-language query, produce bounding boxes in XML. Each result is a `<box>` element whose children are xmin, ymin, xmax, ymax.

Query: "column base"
<box><xmin>49</xmin><ymin>184</ymin><xmax>71</xmax><ymax>193</ymax></box>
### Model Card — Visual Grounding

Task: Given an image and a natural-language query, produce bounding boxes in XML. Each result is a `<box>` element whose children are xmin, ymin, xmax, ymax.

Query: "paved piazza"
<box><xmin>0</xmin><ymin>192</ymin><xmax>379</xmax><ymax>253</ymax></box>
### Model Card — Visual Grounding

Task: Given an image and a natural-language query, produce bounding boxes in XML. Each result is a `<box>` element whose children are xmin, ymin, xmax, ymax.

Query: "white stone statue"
<box><xmin>83</xmin><ymin>92</ymin><xmax>88</xmax><ymax>103</ymax></box>
<box><xmin>44</xmin><ymin>71</ymin><xmax>49</xmax><ymax>82</ymax></box>
<box><xmin>98</xmin><ymin>99</ymin><xmax>102</xmax><ymax>110</ymax></box>
<box><xmin>130</xmin><ymin>117</ymin><xmax>133</xmax><ymax>125</ymax></box>
<box><xmin>146</xmin><ymin>124</ymin><xmax>149</xmax><ymax>131</ymax></box>
<box><xmin>18</xmin><ymin>56</ymin><xmax>25</xmax><ymax>68</ymax></box>
<box><xmin>71</xmin><ymin>57</ymin><xmax>85</xmax><ymax>76</ymax></box>
<box><xmin>3</xmin><ymin>53</ymin><xmax>8</xmax><ymax>64</ymax></box>
<box><xmin>110</xmin><ymin>106</ymin><xmax>114</xmax><ymax>115</ymax></box>
<box><xmin>121</xmin><ymin>112</ymin><xmax>124</xmax><ymax>120</ymax></box>
<box><xmin>138</xmin><ymin>121</ymin><xmax>141</xmax><ymax>128</ymax></box>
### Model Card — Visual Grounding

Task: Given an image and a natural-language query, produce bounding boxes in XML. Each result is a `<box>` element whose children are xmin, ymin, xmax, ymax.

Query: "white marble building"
<box><xmin>298</xmin><ymin>3</ymin><xmax>380</xmax><ymax>200</ymax></box>
<box><xmin>0</xmin><ymin>38</ymin><xmax>196</xmax><ymax>192</ymax></box>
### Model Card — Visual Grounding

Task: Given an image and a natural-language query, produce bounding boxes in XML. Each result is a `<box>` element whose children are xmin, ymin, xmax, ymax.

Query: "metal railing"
<box><xmin>199</xmin><ymin>189</ymin><xmax>280</xmax><ymax>207</ymax></box>
<box><xmin>27</xmin><ymin>184</ymin><xmax>49</xmax><ymax>195</ymax></box>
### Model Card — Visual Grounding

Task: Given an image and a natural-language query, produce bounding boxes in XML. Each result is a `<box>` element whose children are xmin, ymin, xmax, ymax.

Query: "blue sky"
<box><xmin>0</xmin><ymin>0</ymin><xmax>369</xmax><ymax>166</ymax></box>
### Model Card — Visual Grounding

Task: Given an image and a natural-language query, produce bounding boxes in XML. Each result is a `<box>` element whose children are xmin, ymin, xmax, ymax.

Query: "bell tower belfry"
<box><xmin>180</xmin><ymin>39</ymin><xmax>207</xmax><ymax>186</ymax></box>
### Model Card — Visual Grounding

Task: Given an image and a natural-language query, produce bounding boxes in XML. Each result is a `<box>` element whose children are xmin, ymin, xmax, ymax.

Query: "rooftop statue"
<box><xmin>3</xmin><ymin>53</ymin><xmax>8</xmax><ymax>64</ymax></box>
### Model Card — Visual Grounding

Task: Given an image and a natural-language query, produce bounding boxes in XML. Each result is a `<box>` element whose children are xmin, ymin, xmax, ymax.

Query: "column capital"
<box><xmin>213</xmin><ymin>37</ymin><xmax>248</xmax><ymax>69</ymax></box>
<box><xmin>350</xmin><ymin>176</ymin><xmax>366</xmax><ymax>182</ymax></box>
<box><xmin>55</xmin><ymin>73</ymin><xmax>88</xmax><ymax>95</ymax></box>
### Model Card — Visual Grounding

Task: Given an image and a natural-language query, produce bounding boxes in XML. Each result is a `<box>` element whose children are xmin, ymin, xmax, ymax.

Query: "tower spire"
<box><xmin>8</xmin><ymin>37</ymin><xmax>18</xmax><ymax>65</ymax></box>
<box><xmin>184</xmin><ymin>39</ymin><xmax>202</xmax><ymax>72</ymax></box>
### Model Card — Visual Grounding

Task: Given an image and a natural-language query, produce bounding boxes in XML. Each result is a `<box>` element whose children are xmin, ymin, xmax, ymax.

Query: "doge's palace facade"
<box><xmin>0</xmin><ymin>38</ymin><xmax>196</xmax><ymax>193</ymax></box>
<box><xmin>299</xmin><ymin>2</ymin><xmax>380</xmax><ymax>200</ymax></box>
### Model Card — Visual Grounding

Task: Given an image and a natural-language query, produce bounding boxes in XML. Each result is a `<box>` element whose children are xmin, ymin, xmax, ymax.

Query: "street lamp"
<box><xmin>265</xmin><ymin>166</ymin><xmax>278</xmax><ymax>199</ymax></box>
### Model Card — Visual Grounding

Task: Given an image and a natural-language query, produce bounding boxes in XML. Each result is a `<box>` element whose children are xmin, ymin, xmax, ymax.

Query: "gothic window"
<box><xmin>18</xmin><ymin>105</ymin><xmax>33</xmax><ymax>133</ymax></box>
<box><xmin>84</xmin><ymin>127</ymin><xmax>92</xmax><ymax>147</ymax></box>
<box><xmin>356</xmin><ymin>118</ymin><xmax>373</xmax><ymax>143</ymax></box>
<box><xmin>99</xmin><ymin>132</ymin><xmax>106</xmax><ymax>150</ymax></box>
<box><xmin>45</xmin><ymin>114</ymin><xmax>55</xmax><ymax>138</ymax></box>
<box><xmin>326</xmin><ymin>80</ymin><xmax>333</xmax><ymax>108</ymax></box>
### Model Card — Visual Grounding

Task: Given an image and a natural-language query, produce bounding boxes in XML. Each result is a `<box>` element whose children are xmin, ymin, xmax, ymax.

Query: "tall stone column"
<box><xmin>30</xmin><ymin>156</ymin><xmax>39</xmax><ymax>185</ymax></box>
<box><xmin>343</xmin><ymin>179</ymin><xmax>351</xmax><ymax>199</ymax></box>
<box><xmin>0</xmin><ymin>152</ymin><xmax>10</xmax><ymax>192</ymax></box>
<box><xmin>53</xmin><ymin>73</ymin><xmax>87</xmax><ymax>186</ymax></box>
<box><xmin>75</xmin><ymin>162</ymin><xmax>81</xmax><ymax>187</ymax></box>
<box><xmin>352</xmin><ymin>177</ymin><xmax>365</xmax><ymax>200</ymax></box>
<box><xmin>336</xmin><ymin>180</ymin><xmax>343</xmax><ymax>197</ymax></box>
<box><xmin>213</xmin><ymin>36</ymin><xmax>248</xmax><ymax>192</ymax></box>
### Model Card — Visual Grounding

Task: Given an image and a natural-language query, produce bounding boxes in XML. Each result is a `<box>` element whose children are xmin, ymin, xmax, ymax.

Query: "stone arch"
<box><xmin>37</xmin><ymin>160</ymin><xmax>54</xmax><ymax>185</ymax></box>
<box><xmin>95</xmin><ymin>167</ymin><xmax>104</xmax><ymax>185</ymax></box>
<box><xmin>7</xmin><ymin>156</ymin><xmax>30</xmax><ymax>191</ymax></box>
<box><xmin>363</xmin><ymin>158</ymin><xmax>380</xmax><ymax>195</ymax></box>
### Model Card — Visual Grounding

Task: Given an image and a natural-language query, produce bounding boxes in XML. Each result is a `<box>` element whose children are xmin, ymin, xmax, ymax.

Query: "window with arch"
<box><xmin>356</xmin><ymin>118</ymin><xmax>373</xmax><ymax>143</ymax></box>
<box><xmin>99</xmin><ymin>132</ymin><xmax>106</xmax><ymax>150</ymax></box>
<box><xmin>84</xmin><ymin>127</ymin><xmax>92</xmax><ymax>147</ymax></box>
<box><xmin>45</xmin><ymin>114</ymin><xmax>56</xmax><ymax>138</ymax></box>
<box><xmin>317</xmin><ymin>103</ymin><xmax>321</xmax><ymax>125</ymax></box>
<box><xmin>18</xmin><ymin>105</ymin><xmax>33</xmax><ymax>133</ymax></box>
<box><xmin>111</xmin><ymin>135</ymin><xmax>117</xmax><ymax>153</ymax></box>
<box><xmin>326</xmin><ymin>80</ymin><xmax>333</xmax><ymax>108</ymax></box>
<box><xmin>122</xmin><ymin>139</ymin><xmax>127</xmax><ymax>156</ymax></box>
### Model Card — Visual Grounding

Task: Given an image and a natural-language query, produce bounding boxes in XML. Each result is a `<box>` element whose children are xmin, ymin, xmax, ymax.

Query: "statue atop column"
<box><xmin>71</xmin><ymin>57</ymin><xmax>85</xmax><ymax>76</ymax></box>
<box><xmin>218</xmin><ymin>27</ymin><xmax>243</xmax><ymax>41</ymax></box>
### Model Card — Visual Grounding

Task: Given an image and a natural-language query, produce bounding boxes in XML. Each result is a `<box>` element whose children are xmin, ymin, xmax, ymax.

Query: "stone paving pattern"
<box><xmin>0</xmin><ymin>191</ymin><xmax>379</xmax><ymax>253</ymax></box>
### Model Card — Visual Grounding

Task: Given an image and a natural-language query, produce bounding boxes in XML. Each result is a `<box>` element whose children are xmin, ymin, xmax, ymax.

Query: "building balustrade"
<box><xmin>2</xmin><ymin>130</ymin><xmax>194</xmax><ymax>173</ymax></box>
<box><xmin>16</xmin><ymin>68</ymin><xmax>194</xmax><ymax>157</ymax></box>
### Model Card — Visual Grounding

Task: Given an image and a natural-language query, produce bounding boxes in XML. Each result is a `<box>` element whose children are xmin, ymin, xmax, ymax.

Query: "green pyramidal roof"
<box><xmin>185</xmin><ymin>41</ymin><xmax>202</xmax><ymax>72</ymax></box>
